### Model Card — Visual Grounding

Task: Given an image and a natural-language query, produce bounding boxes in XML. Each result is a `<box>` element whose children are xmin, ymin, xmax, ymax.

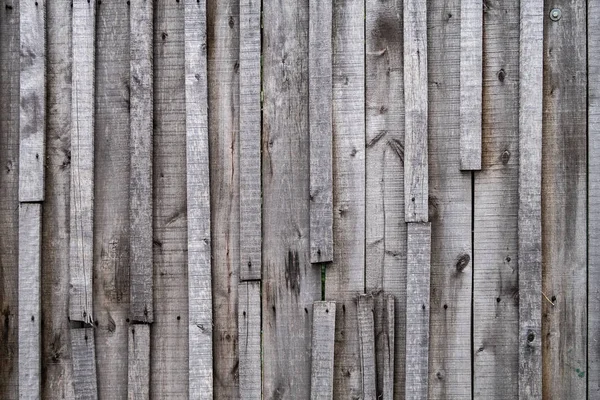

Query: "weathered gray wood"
<box><xmin>18</xmin><ymin>204</ymin><xmax>42</xmax><ymax>399</ymax></box>
<box><xmin>310</xmin><ymin>301</ymin><xmax>336</xmax><ymax>400</ymax></box>
<box><xmin>382</xmin><ymin>294</ymin><xmax>395</xmax><ymax>400</ymax></box>
<box><xmin>405</xmin><ymin>223</ymin><xmax>431</xmax><ymax>400</ymax></box>
<box><xmin>541</xmin><ymin>1</ymin><xmax>587</xmax><ymax>398</ymax></box>
<box><xmin>357</xmin><ymin>295</ymin><xmax>376</xmax><ymax>400</ymax></box>
<box><xmin>459</xmin><ymin>0</ymin><xmax>482</xmax><ymax>170</ymax></box>
<box><xmin>19</xmin><ymin>0</ymin><xmax>46</xmax><ymax>201</ymax></box>
<box><xmin>239</xmin><ymin>0</ymin><xmax>261</xmax><ymax>281</ymax></box>
<box><xmin>70</xmin><ymin>0</ymin><xmax>96</xmax><ymax>324</ymax></box>
<box><xmin>517</xmin><ymin>0</ymin><xmax>543</xmax><ymax>398</ymax></box>
<box><xmin>309</xmin><ymin>0</ymin><xmax>333</xmax><ymax>263</ymax></box>
<box><xmin>238</xmin><ymin>281</ymin><xmax>261</xmax><ymax>399</ymax></box>
<box><xmin>184</xmin><ymin>0</ymin><xmax>213</xmax><ymax>397</ymax></box>
<box><xmin>403</xmin><ymin>0</ymin><xmax>428</xmax><ymax>222</ymax></box>
<box><xmin>473</xmin><ymin>0</ymin><xmax>520</xmax><ymax>397</ymax></box>
<box><xmin>70</xmin><ymin>328</ymin><xmax>98</xmax><ymax>400</ymax></box>
<box><xmin>130</xmin><ymin>0</ymin><xmax>154</xmax><ymax>324</ymax></box>
<box><xmin>128</xmin><ymin>325</ymin><xmax>150</xmax><ymax>400</ymax></box>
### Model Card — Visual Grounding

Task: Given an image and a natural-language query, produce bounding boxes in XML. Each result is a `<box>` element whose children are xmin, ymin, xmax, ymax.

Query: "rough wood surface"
<box><xmin>128</xmin><ymin>325</ymin><xmax>150</xmax><ymax>400</ymax></box>
<box><xmin>310</xmin><ymin>301</ymin><xmax>336</xmax><ymax>400</ymax></box>
<box><xmin>473</xmin><ymin>0</ymin><xmax>520</xmax><ymax>397</ymax></box>
<box><xmin>238</xmin><ymin>281</ymin><xmax>261</xmax><ymax>399</ymax></box>
<box><xmin>18</xmin><ymin>204</ymin><xmax>42</xmax><ymax>399</ymax></box>
<box><xmin>70</xmin><ymin>0</ymin><xmax>96</xmax><ymax>324</ymax></box>
<box><xmin>405</xmin><ymin>223</ymin><xmax>431</xmax><ymax>400</ymax></box>
<box><xmin>308</xmin><ymin>0</ymin><xmax>333</xmax><ymax>263</ymax></box>
<box><xmin>459</xmin><ymin>0</ymin><xmax>482</xmax><ymax>170</ymax></box>
<box><xmin>517</xmin><ymin>1</ymin><xmax>543</xmax><ymax>398</ymax></box>
<box><xmin>403</xmin><ymin>0</ymin><xmax>428</xmax><ymax>222</ymax></box>
<box><xmin>130</xmin><ymin>0</ymin><xmax>154</xmax><ymax>324</ymax></box>
<box><xmin>70</xmin><ymin>328</ymin><xmax>98</xmax><ymax>399</ymax></box>
<box><xmin>185</xmin><ymin>0</ymin><xmax>213</xmax><ymax>397</ymax></box>
<box><xmin>541</xmin><ymin>1</ymin><xmax>587</xmax><ymax>398</ymax></box>
<box><xmin>239</xmin><ymin>0</ymin><xmax>261</xmax><ymax>281</ymax></box>
<box><xmin>357</xmin><ymin>295</ymin><xmax>376</xmax><ymax>400</ymax></box>
<box><xmin>19</xmin><ymin>0</ymin><xmax>46</xmax><ymax>201</ymax></box>
<box><xmin>381</xmin><ymin>294</ymin><xmax>395</xmax><ymax>400</ymax></box>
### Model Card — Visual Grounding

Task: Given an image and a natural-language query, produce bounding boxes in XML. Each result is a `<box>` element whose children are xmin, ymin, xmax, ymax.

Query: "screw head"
<box><xmin>550</xmin><ymin>8</ymin><xmax>562</xmax><ymax>21</ymax></box>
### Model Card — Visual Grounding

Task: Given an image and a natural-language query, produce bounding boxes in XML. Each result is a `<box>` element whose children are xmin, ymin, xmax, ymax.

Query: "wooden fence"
<box><xmin>0</xmin><ymin>0</ymin><xmax>597</xmax><ymax>398</ymax></box>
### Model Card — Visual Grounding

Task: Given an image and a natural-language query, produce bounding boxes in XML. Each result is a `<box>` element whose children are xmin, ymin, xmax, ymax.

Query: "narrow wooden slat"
<box><xmin>381</xmin><ymin>294</ymin><xmax>395</xmax><ymax>400</ymax></box>
<box><xmin>239</xmin><ymin>281</ymin><xmax>261</xmax><ymax>399</ymax></box>
<box><xmin>185</xmin><ymin>0</ymin><xmax>213</xmax><ymax>397</ymax></box>
<box><xmin>310</xmin><ymin>301</ymin><xmax>336</xmax><ymax>400</ymax></box>
<box><xmin>128</xmin><ymin>325</ymin><xmax>150</xmax><ymax>400</ymax></box>
<box><xmin>403</xmin><ymin>0</ymin><xmax>428</xmax><ymax>222</ymax></box>
<box><xmin>357</xmin><ymin>295</ymin><xmax>376</xmax><ymax>400</ymax></box>
<box><xmin>70</xmin><ymin>0</ymin><xmax>96</xmax><ymax>324</ymax></box>
<box><xmin>19</xmin><ymin>0</ymin><xmax>46</xmax><ymax>201</ymax></box>
<box><xmin>239</xmin><ymin>0</ymin><xmax>261</xmax><ymax>280</ymax></box>
<box><xmin>459</xmin><ymin>0</ymin><xmax>482</xmax><ymax>170</ymax></box>
<box><xmin>70</xmin><ymin>328</ymin><xmax>98</xmax><ymax>399</ymax></box>
<box><xmin>129</xmin><ymin>0</ymin><xmax>154</xmax><ymax>324</ymax></box>
<box><xmin>308</xmin><ymin>0</ymin><xmax>333</xmax><ymax>263</ymax></box>
<box><xmin>18</xmin><ymin>203</ymin><xmax>42</xmax><ymax>398</ymax></box>
<box><xmin>405</xmin><ymin>223</ymin><xmax>431</xmax><ymax>400</ymax></box>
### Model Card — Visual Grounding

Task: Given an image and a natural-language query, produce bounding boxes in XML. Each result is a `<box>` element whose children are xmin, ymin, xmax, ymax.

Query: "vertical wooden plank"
<box><xmin>357</xmin><ymin>295</ymin><xmax>376</xmax><ymax>400</ymax></box>
<box><xmin>238</xmin><ymin>281</ymin><xmax>261</xmax><ymax>399</ymax></box>
<box><xmin>239</xmin><ymin>0</ymin><xmax>261</xmax><ymax>281</ymax></box>
<box><xmin>459</xmin><ymin>0</ymin><xmax>482</xmax><ymax>170</ymax></box>
<box><xmin>70</xmin><ymin>0</ymin><xmax>96</xmax><ymax>324</ymax></box>
<box><xmin>310</xmin><ymin>301</ymin><xmax>336</xmax><ymax>400</ymax></box>
<box><xmin>130</xmin><ymin>0</ymin><xmax>154</xmax><ymax>324</ymax></box>
<box><xmin>382</xmin><ymin>294</ymin><xmax>395</xmax><ymax>400</ymax></box>
<box><xmin>541</xmin><ymin>1</ymin><xmax>587</xmax><ymax>398</ymax></box>
<box><xmin>19</xmin><ymin>0</ymin><xmax>46</xmax><ymax>201</ymax></box>
<box><xmin>517</xmin><ymin>0</ymin><xmax>543</xmax><ymax>398</ymax></box>
<box><xmin>206</xmin><ymin>0</ymin><xmax>240</xmax><ymax>397</ymax></box>
<box><xmin>473</xmin><ymin>0</ymin><xmax>520</xmax><ymax>397</ymax></box>
<box><xmin>403</xmin><ymin>0</ymin><xmax>428</xmax><ymax>222</ymax></box>
<box><xmin>308</xmin><ymin>0</ymin><xmax>333</xmax><ymax>263</ymax></box>
<box><xmin>405</xmin><ymin>223</ymin><xmax>431</xmax><ymax>400</ymax></box>
<box><xmin>128</xmin><ymin>325</ymin><xmax>150</xmax><ymax>400</ymax></box>
<box><xmin>184</xmin><ymin>0</ymin><xmax>213</xmax><ymax>397</ymax></box>
<box><xmin>70</xmin><ymin>328</ymin><xmax>98</xmax><ymax>399</ymax></box>
<box><xmin>18</xmin><ymin>204</ymin><xmax>42</xmax><ymax>399</ymax></box>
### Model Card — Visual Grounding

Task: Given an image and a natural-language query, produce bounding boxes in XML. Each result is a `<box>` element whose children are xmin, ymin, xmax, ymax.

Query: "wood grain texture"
<box><xmin>239</xmin><ymin>0</ymin><xmax>261</xmax><ymax>281</ymax></box>
<box><xmin>473</xmin><ymin>0</ymin><xmax>520</xmax><ymax>397</ymax></box>
<box><xmin>381</xmin><ymin>294</ymin><xmax>395</xmax><ymax>400</ymax></box>
<box><xmin>308</xmin><ymin>0</ymin><xmax>333</xmax><ymax>263</ymax></box>
<box><xmin>357</xmin><ymin>295</ymin><xmax>376</xmax><ymax>400</ymax></box>
<box><xmin>130</xmin><ymin>0</ymin><xmax>154</xmax><ymax>324</ymax></box>
<box><xmin>405</xmin><ymin>223</ymin><xmax>431</xmax><ymax>400</ymax></box>
<box><xmin>518</xmin><ymin>0</ymin><xmax>543</xmax><ymax>398</ymax></box>
<box><xmin>310</xmin><ymin>301</ymin><xmax>336</xmax><ymax>400</ymax></box>
<box><xmin>459</xmin><ymin>0</ymin><xmax>482</xmax><ymax>170</ymax></box>
<box><xmin>207</xmin><ymin>0</ymin><xmax>241</xmax><ymax>396</ymax></box>
<box><xmin>238</xmin><ymin>281</ymin><xmax>261</xmax><ymax>399</ymax></box>
<box><xmin>70</xmin><ymin>0</ymin><xmax>96</xmax><ymax>324</ymax></box>
<box><xmin>18</xmin><ymin>204</ymin><xmax>42</xmax><ymax>399</ymax></box>
<box><xmin>128</xmin><ymin>325</ymin><xmax>150</xmax><ymax>400</ymax></box>
<box><xmin>541</xmin><ymin>1</ymin><xmax>587</xmax><ymax>398</ymax></box>
<box><xmin>403</xmin><ymin>0</ymin><xmax>428</xmax><ymax>222</ymax></box>
<box><xmin>70</xmin><ymin>328</ymin><xmax>98</xmax><ymax>399</ymax></box>
<box><xmin>261</xmin><ymin>0</ymin><xmax>322</xmax><ymax>398</ymax></box>
<box><xmin>184</xmin><ymin>0</ymin><xmax>213</xmax><ymax>396</ymax></box>
<box><xmin>19</xmin><ymin>0</ymin><xmax>46</xmax><ymax>201</ymax></box>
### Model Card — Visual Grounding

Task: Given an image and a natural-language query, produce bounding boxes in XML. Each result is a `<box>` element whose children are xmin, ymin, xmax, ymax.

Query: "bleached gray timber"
<box><xmin>310</xmin><ymin>301</ymin><xmax>336</xmax><ymax>400</ymax></box>
<box><xmin>185</xmin><ymin>0</ymin><xmax>213</xmax><ymax>397</ymax></box>
<box><xmin>308</xmin><ymin>0</ymin><xmax>333</xmax><ymax>263</ymax></box>
<box><xmin>473</xmin><ymin>0</ymin><xmax>519</xmax><ymax>397</ymax></box>
<box><xmin>403</xmin><ymin>0</ymin><xmax>428</xmax><ymax>222</ymax></box>
<box><xmin>70</xmin><ymin>0</ymin><xmax>95</xmax><ymax>324</ymax></box>
<box><xmin>239</xmin><ymin>0</ymin><xmax>261</xmax><ymax>281</ymax></box>
<box><xmin>70</xmin><ymin>328</ymin><xmax>98</xmax><ymax>399</ymax></box>
<box><xmin>238</xmin><ymin>281</ymin><xmax>261</xmax><ymax>399</ymax></box>
<box><xmin>130</xmin><ymin>0</ymin><xmax>154</xmax><ymax>324</ymax></box>
<box><xmin>517</xmin><ymin>0</ymin><xmax>543</xmax><ymax>398</ymax></box>
<box><xmin>541</xmin><ymin>1</ymin><xmax>587</xmax><ymax>398</ymax></box>
<box><xmin>459</xmin><ymin>0</ymin><xmax>482</xmax><ymax>170</ymax></box>
<box><xmin>128</xmin><ymin>325</ymin><xmax>150</xmax><ymax>400</ymax></box>
<box><xmin>405</xmin><ymin>223</ymin><xmax>431</xmax><ymax>400</ymax></box>
<box><xmin>19</xmin><ymin>0</ymin><xmax>46</xmax><ymax>201</ymax></box>
<box><xmin>382</xmin><ymin>295</ymin><xmax>395</xmax><ymax>400</ymax></box>
<box><xmin>357</xmin><ymin>295</ymin><xmax>376</xmax><ymax>400</ymax></box>
<box><xmin>18</xmin><ymin>204</ymin><xmax>42</xmax><ymax>399</ymax></box>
